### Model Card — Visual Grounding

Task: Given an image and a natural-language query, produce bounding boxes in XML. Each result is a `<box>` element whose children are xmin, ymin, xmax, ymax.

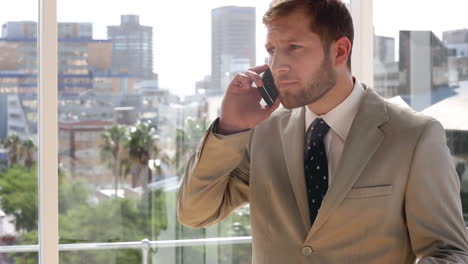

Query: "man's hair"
<box><xmin>263</xmin><ymin>0</ymin><xmax>354</xmax><ymax>69</ymax></box>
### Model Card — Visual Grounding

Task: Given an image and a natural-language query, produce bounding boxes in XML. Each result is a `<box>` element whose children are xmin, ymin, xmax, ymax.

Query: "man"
<box><xmin>177</xmin><ymin>0</ymin><xmax>468</xmax><ymax>263</ymax></box>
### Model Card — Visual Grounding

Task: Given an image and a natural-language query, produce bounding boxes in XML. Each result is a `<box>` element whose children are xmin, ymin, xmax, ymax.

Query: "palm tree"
<box><xmin>3</xmin><ymin>134</ymin><xmax>21</xmax><ymax>166</ymax></box>
<box><xmin>128</xmin><ymin>122</ymin><xmax>170</xmax><ymax>188</ymax></box>
<box><xmin>99</xmin><ymin>125</ymin><xmax>129</xmax><ymax>197</ymax></box>
<box><xmin>20</xmin><ymin>138</ymin><xmax>36</xmax><ymax>170</ymax></box>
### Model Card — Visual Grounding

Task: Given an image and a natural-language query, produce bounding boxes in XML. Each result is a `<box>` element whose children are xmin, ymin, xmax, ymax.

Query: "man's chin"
<box><xmin>280</xmin><ymin>97</ymin><xmax>309</xmax><ymax>110</ymax></box>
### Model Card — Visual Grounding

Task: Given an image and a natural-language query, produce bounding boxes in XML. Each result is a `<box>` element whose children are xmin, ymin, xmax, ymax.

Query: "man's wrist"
<box><xmin>216</xmin><ymin>118</ymin><xmax>249</xmax><ymax>135</ymax></box>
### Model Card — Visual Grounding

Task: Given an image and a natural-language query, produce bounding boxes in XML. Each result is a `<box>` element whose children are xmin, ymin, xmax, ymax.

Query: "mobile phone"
<box><xmin>258</xmin><ymin>68</ymin><xmax>279</xmax><ymax>106</ymax></box>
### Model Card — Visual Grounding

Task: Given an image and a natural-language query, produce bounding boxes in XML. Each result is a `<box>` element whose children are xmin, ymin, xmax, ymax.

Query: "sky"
<box><xmin>0</xmin><ymin>0</ymin><xmax>467</xmax><ymax>97</ymax></box>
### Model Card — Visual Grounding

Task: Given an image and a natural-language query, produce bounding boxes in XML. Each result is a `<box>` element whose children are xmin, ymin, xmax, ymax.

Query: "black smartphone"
<box><xmin>258</xmin><ymin>68</ymin><xmax>279</xmax><ymax>106</ymax></box>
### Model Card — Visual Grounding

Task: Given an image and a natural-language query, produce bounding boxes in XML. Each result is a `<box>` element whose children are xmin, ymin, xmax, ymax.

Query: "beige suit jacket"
<box><xmin>177</xmin><ymin>85</ymin><xmax>468</xmax><ymax>263</ymax></box>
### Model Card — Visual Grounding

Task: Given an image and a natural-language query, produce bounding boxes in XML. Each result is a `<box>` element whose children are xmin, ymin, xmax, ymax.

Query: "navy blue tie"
<box><xmin>304</xmin><ymin>118</ymin><xmax>330</xmax><ymax>226</ymax></box>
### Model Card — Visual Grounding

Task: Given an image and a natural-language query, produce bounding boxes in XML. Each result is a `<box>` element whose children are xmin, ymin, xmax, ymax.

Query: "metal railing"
<box><xmin>0</xmin><ymin>236</ymin><xmax>253</xmax><ymax>264</ymax></box>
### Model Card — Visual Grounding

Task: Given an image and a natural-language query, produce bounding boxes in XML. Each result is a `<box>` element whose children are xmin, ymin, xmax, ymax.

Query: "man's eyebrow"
<box><xmin>284</xmin><ymin>38</ymin><xmax>304</xmax><ymax>42</ymax></box>
<box><xmin>265</xmin><ymin>38</ymin><xmax>305</xmax><ymax>47</ymax></box>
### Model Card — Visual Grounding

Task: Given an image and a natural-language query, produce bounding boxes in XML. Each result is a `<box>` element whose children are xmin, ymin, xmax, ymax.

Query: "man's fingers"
<box><xmin>228</xmin><ymin>65</ymin><xmax>271</xmax><ymax>94</ymax></box>
<box><xmin>231</xmin><ymin>73</ymin><xmax>252</xmax><ymax>90</ymax></box>
<box><xmin>248</xmin><ymin>64</ymin><xmax>269</xmax><ymax>74</ymax></box>
<box><xmin>272</xmin><ymin>98</ymin><xmax>281</xmax><ymax>109</ymax></box>
<box><xmin>244</xmin><ymin>71</ymin><xmax>264</xmax><ymax>87</ymax></box>
<box><xmin>262</xmin><ymin>97</ymin><xmax>281</xmax><ymax>113</ymax></box>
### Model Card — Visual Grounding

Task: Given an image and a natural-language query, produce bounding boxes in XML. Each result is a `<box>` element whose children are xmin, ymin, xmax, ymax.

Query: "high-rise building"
<box><xmin>58</xmin><ymin>23</ymin><xmax>93</xmax><ymax>39</ymax></box>
<box><xmin>0</xmin><ymin>40</ymin><xmax>35</xmax><ymax>73</ymax></box>
<box><xmin>374</xmin><ymin>35</ymin><xmax>395</xmax><ymax>64</ymax></box>
<box><xmin>373</xmin><ymin>35</ymin><xmax>398</xmax><ymax>98</ymax></box>
<box><xmin>6</xmin><ymin>93</ymin><xmax>36</xmax><ymax>141</ymax></box>
<box><xmin>0</xmin><ymin>94</ymin><xmax>8</xmax><ymax>140</ymax></box>
<box><xmin>1</xmin><ymin>21</ymin><xmax>102</xmax><ymax>74</ymax></box>
<box><xmin>1</xmin><ymin>22</ymin><xmax>39</xmax><ymax>75</ymax></box>
<box><xmin>443</xmin><ymin>29</ymin><xmax>468</xmax><ymax>44</ymax></box>
<box><xmin>443</xmin><ymin>29</ymin><xmax>468</xmax><ymax>57</ymax></box>
<box><xmin>399</xmin><ymin>30</ymin><xmax>450</xmax><ymax>111</ymax></box>
<box><xmin>443</xmin><ymin>29</ymin><xmax>468</xmax><ymax>82</ymax></box>
<box><xmin>0</xmin><ymin>20</ymin><xmax>116</xmax><ymax>95</ymax></box>
<box><xmin>0</xmin><ymin>19</ymin><xmax>148</xmax><ymax>94</ymax></box>
<box><xmin>211</xmin><ymin>6</ymin><xmax>256</xmax><ymax>95</ymax></box>
<box><xmin>1</xmin><ymin>21</ymin><xmax>37</xmax><ymax>39</ymax></box>
<box><xmin>107</xmin><ymin>15</ymin><xmax>154</xmax><ymax>80</ymax></box>
<box><xmin>0</xmin><ymin>38</ymin><xmax>116</xmax><ymax>94</ymax></box>
<box><xmin>2</xmin><ymin>21</ymin><xmax>93</xmax><ymax>40</ymax></box>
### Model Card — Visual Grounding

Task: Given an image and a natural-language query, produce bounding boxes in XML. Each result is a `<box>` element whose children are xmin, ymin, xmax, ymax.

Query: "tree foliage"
<box><xmin>0</xmin><ymin>165</ymin><xmax>37</xmax><ymax>232</ymax></box>
<box><xmin>0</xmin><ymin>165</ymin><xmax>168</xmax><ymax>264</ymax></box>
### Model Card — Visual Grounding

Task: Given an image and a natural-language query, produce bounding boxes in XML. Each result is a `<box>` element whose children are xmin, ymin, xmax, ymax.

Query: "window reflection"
<box><xmin>374</xmin><ymin>0</ymin><xmax>468</xmax><ymax>224</ymax></box>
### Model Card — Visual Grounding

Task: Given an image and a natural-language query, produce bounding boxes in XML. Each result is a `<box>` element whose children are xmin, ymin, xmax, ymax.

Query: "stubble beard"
<box><xmin>280</xmin><ymin>55</ymin><xmax>337</xmax><ymax>109</ymax></box>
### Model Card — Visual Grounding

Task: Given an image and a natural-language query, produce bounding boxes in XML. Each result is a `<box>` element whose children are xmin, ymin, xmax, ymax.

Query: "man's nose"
<box><xmin>269</xmin><ymin>52</ymin><xmax>290</xmax><ymax>77</ymax></box>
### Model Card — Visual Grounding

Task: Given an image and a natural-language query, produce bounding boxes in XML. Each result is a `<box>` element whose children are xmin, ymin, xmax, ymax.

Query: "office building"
<box><xmin>211</xmin><ymin>6</ymin><xmax>256</xmax><ymax>95</ymax></box>
<box><xmin>373</xmin><ymin>35</ymin><xmax>398</xmax><ymax>98</ymax></box>
<box><xmin>399</xmin><ymin>30</ymin><xmax>450</xmax><ymax>110</ymax></box>
<box><xmin>107</xmin><ymin>15</ymin><xmax>154</xmax><ymax>80</ymax></box>
<box><xmin>1</xmin><ymin>21</ymin><xmax>37</xmax><ymax>39</ymax></box>
<box><xmin>374</xmin><ymin>35</ymin><xmax>395</xmax><ymax>64</ymax></box>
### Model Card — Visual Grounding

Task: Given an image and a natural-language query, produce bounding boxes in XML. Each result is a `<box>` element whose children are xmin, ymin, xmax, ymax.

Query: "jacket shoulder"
<box><xmin>382</xmin><ymin>98</ymin><xmax>440</xmax><ymax>134</ymax></box>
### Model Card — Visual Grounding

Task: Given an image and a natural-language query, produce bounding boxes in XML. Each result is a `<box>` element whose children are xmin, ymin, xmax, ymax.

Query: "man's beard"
<box><xmin>280</xmin><ymin>55</ymin><xmax>337</xmax><ymax>109</ymax></box>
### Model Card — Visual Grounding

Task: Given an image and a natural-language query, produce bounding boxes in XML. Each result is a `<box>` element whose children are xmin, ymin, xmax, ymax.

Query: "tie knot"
<box><xmin>307</xmin><ymin>118</ymin><xmax>330</xmax><ymax>141</ymax></box>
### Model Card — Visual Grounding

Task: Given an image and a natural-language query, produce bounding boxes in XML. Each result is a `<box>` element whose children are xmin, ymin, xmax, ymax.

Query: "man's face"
<box><xmin>265</xmin><ymin>9</ymin><xmax>337</xmax><ymax>109</ymax></box>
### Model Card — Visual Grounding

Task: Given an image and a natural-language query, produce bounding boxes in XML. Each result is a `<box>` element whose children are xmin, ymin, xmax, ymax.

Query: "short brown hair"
<box><xmin>263</xmin><ymin>0</ymin><xmax>354</xmax><ymax>69</ymax></box>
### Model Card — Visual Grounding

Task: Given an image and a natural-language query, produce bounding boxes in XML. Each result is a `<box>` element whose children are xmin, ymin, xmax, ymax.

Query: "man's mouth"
<box><xmin>277</xmin><ymin>81</ymin><xmax>298</xmax><ymax>89</ymax></box>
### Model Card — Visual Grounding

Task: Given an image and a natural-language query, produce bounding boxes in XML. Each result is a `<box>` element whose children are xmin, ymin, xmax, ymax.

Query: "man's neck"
<box><xmin>307</xmin><ymin>75</ymin><xmax>355</xmax><ymax>115</ymax></box>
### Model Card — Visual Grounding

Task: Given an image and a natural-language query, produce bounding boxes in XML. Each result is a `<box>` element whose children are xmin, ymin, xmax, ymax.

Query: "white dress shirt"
<box><xmin>305</xmin><ymin>78</ymin><xmax>365</xmax><ymax>186</ymax></box>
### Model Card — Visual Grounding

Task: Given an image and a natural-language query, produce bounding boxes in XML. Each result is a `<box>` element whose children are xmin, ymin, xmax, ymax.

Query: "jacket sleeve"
<box><xmin>405</xmin><ymin>120</ymin><xmax>468</xmax><ymax>263</ymax></box>
<box><xmin>177</xmin><ymin>119</ymin><xmax>252</xmax><ymax>228</ymax></box>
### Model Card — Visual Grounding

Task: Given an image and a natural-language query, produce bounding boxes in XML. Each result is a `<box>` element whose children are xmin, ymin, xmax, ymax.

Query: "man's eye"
<box><xmin>266</xmin><ymin>48</ymin><xmax>275</xmax><ymax>55</ymax></box>
<box><xmin>290</xmin><ymin>45</ymin><xmax>302</xmax><ymax>50</ymax></box>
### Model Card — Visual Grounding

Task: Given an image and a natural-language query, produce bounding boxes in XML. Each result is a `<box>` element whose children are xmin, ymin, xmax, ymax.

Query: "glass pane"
<box><xmin>57</xmin><ymin>0</ymin><xmax>270</xmax><ymax>263</ymax></box>
<box><xmin>60</xmin><ymin>249</ymin><xmax>141</xmax><ymax>263</ymax></box>
<box><xmin>1</xmin><ymin>252</ymin><xmax>38</xmax><ymax>263</ymax></box>
<box><xmin>0</xmin><ymin>0</ymin><xmax>39</xmax><ymax>255</ymax></box>
<box><xmin>159</xmin><ymin>244</ymin><xmax>252</xmax><ymax>264</ymax></box>
<box><xmin>373</xmin><ymin>0</ymin><xmax>468</xmax><ymax>222</ymax></box>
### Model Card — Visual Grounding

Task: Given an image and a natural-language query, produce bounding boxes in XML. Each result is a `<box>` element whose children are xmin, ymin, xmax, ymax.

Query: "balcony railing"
<box><xmin>0</xmin><ymin>236</ymin><xmax>253</xmax><ymax>264</ymax></box>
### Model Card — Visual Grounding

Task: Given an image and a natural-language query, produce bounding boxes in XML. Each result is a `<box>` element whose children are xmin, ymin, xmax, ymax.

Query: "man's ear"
<box><xmin>333</xmin><ymin>36</ymin><xmax>352</xmax><ymax>67</ymax></box>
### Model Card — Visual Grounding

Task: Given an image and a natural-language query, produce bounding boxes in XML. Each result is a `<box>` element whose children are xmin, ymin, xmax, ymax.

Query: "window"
<box><xmin>10</xmin><ymin>0</ymin><xmax>468</xmax><ymax>263</ymax></box>
<box><xmin>0</xmin><ymin>0</ymin><xmax>39</xmax><ymax>263</ymax></box>
<box><xmin>373</xmin><ymin>0</ymin><xmax>468</xmax><ymax>222</ymax></box>
<box><xmin>56</xmin><ymin>0</ymin><xmax>274</xmax><ymax>263</ymax></box>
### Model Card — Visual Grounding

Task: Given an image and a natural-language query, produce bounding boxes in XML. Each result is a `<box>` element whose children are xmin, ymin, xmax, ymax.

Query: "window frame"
<box><xmin>36</xmin><ymin>0</ymin><xmax>367</xmax><ymax>263</ymax></box>
<box><xmin>350</xmin><ymin>0</ymin><xmax>374</xmax><ymax>86</ymax></box>
<box><xmin>38</xmin><ymin>0</ymin><xmax>58</xmax><ymax>262</ymax></box>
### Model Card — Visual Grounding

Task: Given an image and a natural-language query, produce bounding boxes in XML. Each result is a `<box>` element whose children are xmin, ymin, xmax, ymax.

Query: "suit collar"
<box><xmin>305</xmin><ymin>79</ymin><xmax>366</xmax><ymax>142</ymax></box>
<box><xmin>307</xmin><ymin>85</ymin><xmax>390</xmax><ymax>238</ymax></box>
<box><xmin>281</xmin><ymin>84</ymin><xmax>390</xmax><ymax>235</ymax></box>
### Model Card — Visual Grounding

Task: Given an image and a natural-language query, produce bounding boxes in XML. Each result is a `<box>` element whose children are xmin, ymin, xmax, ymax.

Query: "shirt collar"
<box><xmin>305</xmin><ymin>78</ymin><xmax>365</xmax><ymax>141</ymax></box>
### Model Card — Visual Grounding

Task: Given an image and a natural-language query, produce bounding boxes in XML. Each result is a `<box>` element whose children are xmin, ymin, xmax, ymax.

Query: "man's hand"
<box><xmin>218</xmin><ymin>64</ymin><xmax>281</xmax><ymax>135</ymax></box>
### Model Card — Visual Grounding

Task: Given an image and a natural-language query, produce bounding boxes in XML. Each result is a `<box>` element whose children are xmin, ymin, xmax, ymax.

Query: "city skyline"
<box><xmin>0</xmin><ymin>2</ymin><xmax>468</xmax><ymax>262</ymax></box>
<box><xmin>0</xmin><ymin>0</ymin><xmax>467</xmax><ymax>96</ymax></box>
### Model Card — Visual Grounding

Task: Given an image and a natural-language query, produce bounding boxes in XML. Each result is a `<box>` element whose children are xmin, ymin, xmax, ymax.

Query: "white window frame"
<box><xmin>35</xmin><ymin>0</ymin><xmax>373</xmax><ymax>263</ymax></box>
<box><xmin>350</xmin><ymin>0</ymin><xmax>374</xmax><ymax>86</ymax></box>
<box><xmin>39</xmin><ymin>0</ymin><xmax>58</xmax><ymax>262</ymax></box>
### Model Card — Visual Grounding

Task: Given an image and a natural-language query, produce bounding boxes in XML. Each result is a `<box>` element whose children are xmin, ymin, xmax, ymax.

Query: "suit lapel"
<box><xmin>306</xmin><ymin>86</ymin><xmax>390</xmax><ymax>239</ymax></box>
<box><xmin>280</xmin><ymin>107</ymin><xmax>311</xmax><ymax>231</ymax></box>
